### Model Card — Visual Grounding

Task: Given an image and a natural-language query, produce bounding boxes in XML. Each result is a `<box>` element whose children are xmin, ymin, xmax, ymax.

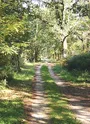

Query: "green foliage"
<box><xmin>73</xmin><ymin>2</ymin><xmax>90</xmax><ymax>18</ymax></box>
<box><xmin>0</xmin><ymin>0</ymin><xmax>90</xmax><ymax>80</ymax></box>
<box><xmin>41</xmin><ymin>65</ymin><xmax>80</xmax><ymax>124</ymax></box>
<box><xmin>8</xmin><ymin>63</ymin><xmax>35</xmax><ymax>92</ymax></box>
<box><xmin>0</xmin><ymin>65</ymin><xmax>13</xmax><ymax>79</ymax></box>
<box><xmin>0</xmin><ymin>79</ymin><xmax>7</xmax><ymax>89</ymax></box>
<box><xmin>0</xmin><ymin>65</ymin><xmax>14</xmax><ymax>89</ymax></box>
<box><xmin>66</xmin><ymin>52</ymin><xmax>90</xmax><ymax>71</ymax></box>
<box><xmin>53</xmin><ymin>64</ymin><xmax>90</xmax><ymax>84</ymax></box>
<box><xmin>0</xmin><ymin>63</ymin><xmax>35</xmax><ymax>123</ymax></box>
<box><xmin>0</xmin><ymin>0</ymin><xmax>32</xmax><ymax>81</ymax></box>
<box><xmin>5</xmin><ymin>65</ymin><xmax>14</xmax><ymax>80</ymax></box>
<box><xmin>0</xmin><ymin>99</ymin><xmax>26</xmax><ymax>124</ymax></box>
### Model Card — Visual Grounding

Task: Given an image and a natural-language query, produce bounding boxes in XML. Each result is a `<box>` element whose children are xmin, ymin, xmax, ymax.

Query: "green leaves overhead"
<box><xmin>0</xmin><ymin>0</ymin><xmax>90</xmax><ymax>64</ymax></box>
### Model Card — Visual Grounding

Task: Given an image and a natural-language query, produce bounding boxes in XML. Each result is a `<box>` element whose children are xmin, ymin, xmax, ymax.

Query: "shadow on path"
<box><xmin>25</xmin><ymin>65</ymin><xmax>50</xmax><ymax>124</ymax></box>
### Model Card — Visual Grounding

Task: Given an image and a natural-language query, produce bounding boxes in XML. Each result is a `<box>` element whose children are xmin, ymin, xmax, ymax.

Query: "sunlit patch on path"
<box><xmin>48</xmin><ymin>64</ymin><xmax>90</xmax><ymax>124</ymax></box>
<box><xmin>29</xmin><ymin>65</ymin><xmax>49</xmax><ymax>124</ymax></box>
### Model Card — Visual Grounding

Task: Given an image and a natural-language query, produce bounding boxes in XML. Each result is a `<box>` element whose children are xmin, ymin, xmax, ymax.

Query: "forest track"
<box><xmin>27</xmin><ymin>65</ymin><xmax>49</xmax><ymax>124</ymax></box>
<box><xmin>48</xmin><ymin>63</ymin><xmax>90</xmax><ymax>124</ymax></box>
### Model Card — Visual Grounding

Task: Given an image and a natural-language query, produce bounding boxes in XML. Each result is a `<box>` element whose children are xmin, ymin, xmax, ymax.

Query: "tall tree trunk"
<box><xmin>17</xmin><ymin>48</ymin><xmax>22</xmax><ymax>72</ymax></box>
<box><xmin>61</xmin><ymin>34</ymin><xmax>69</xmax><ymax>58</ymax></box>
<box><xmin>34</xmin><ymin>47</ymin><xmax>39</xmax><ymax>62</ymax></box>
<box><xmin>54</xmin><ymin>51</ymin><xmax>57</xmax><ymax>60</ymax></box>
<box><xmin>63</xmin><ymin>37</ymin><xmax>67</xmax><ymax>58</ymax></box>
<box><xmin>17</xmin><ymin>54</ymin><xmax>21</xmax><ymax>72</ymax></box>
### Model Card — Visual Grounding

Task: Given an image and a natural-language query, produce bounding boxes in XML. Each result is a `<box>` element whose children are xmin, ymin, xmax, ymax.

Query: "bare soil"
<box><xmin>24</xmin><ymin>65</ymin><xmax>49</xmax><ymax>124</ymax></box>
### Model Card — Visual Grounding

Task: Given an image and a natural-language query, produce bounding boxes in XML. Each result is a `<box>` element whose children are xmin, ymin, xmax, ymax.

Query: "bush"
<box><xmin>66</xmin><ymin>52</ymin><xmax>90</xmax><ymax>71</ymax></box>
<box><xmin>5</xmin><ymin>65</ymin><xmax>14</xmax><ymax>80</ymax></box>
<box><xmin>0</xmin><ymin>65</ymin><xmax>14</xmax><ymax>81</ymax></box>
<box><xmin>60</xmin><ymin>58</ymin><xmax>67</xmax><ymax>66</ymax></box>
<box><xmin>0</xmin><ymin>67</ymin><xmax>7</xmax><ymax>80</ymax></box>
<box><xmin>0</xmin><ymin>79</ymin><xmax>7</xmax><ymax>89</ymax></box>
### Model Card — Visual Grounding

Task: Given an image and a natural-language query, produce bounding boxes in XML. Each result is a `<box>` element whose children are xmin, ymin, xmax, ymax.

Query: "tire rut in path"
<box><xmin>48</xmin><ymin>64</ymin><xmax>90</xmax><ymax>124</ymax></box>
<box><xmin>30</xmin><ymin>65</ymin><xmax>49</xmax><ymax>124</ymax></box>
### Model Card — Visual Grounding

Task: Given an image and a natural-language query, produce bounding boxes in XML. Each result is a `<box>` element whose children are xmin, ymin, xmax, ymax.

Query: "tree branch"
<box><xmin>62</xmin><ymin>34</ymin><xmax>70</xmax><ymax>43</ymax></box>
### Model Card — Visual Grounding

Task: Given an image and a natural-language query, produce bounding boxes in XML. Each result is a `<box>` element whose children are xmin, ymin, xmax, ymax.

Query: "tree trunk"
<box><xmin>17</xmin><ymin>54</ymin><xmax>21</xmax><ymax>72</ymax></box>
<box><xmin>17</xmin><ymin>48</ymin><xmax>22</xmax><ymax>72</ymax></box>
<box><xmin>63</xmin><ymin>38</ymin><xmax>67</xmax><ymax>58</ymax></box>
<box><xmin>34</xmin><ymin>47</ymin><xmax>39</xmax><ymax>62</ymax></box>
<box><xmin>61</xmin><ymin>34</ymin><xmax>69</xmax><ymax>58</ymax></box>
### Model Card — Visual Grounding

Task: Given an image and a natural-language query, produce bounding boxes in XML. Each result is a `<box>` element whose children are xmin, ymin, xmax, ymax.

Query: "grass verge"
<box><xmin>0</xmin><ymin>99</ymin><xmax>25</xmax><ymax>124</ymax></box>
<box><xmin>8</xmin><ymin>63</ymin><xmax>35</xmax><ymax>92</ymax></box>
<box><xmin>0</xmin><ymin>63</ymin><xmax>35</xmax><ymax>124</ymax></box>
<box><xmin>53</xmin><ymin>64</ymin><xmax>90</xmax><ymax>86</ymax></box>
<box><xmin>41</xmin><ymin>65</ymin><xmax>80</xmax><ymax>124</ymax></box>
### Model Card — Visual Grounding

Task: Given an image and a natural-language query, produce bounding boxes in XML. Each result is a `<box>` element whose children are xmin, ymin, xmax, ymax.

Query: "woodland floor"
<box><xmin>0</xmin><ymin>63</ymin><xmax>90</xmax><ymax>124</ymax></box>
<box><xmin>24</xmin><ymin>63</ymin><xmax>90</xmax><ymax>124</ymax></box>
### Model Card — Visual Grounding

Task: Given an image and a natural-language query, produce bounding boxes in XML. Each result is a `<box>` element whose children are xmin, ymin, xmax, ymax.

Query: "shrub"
<box><xmin>59</xmin><ymin>58</ymin><xmax>68</xmax><ymax>66</ymax></box>
<box><xmin>66</xmin><ymin>52</ymin><xmax>90</xmax><ymax>71</ymax></box>
<box><xmin>5</xmin><ymin>65</ymin><xmax>14</xmax><ymax>80</ymax></box>
<box><xmin>0</xmin><ymin>65</ymin><xmax>14</xmax><ymax>82</ymax></box>
<box><xmin>0</xmin><ymin>79</ymin><xmax>7</xmax><ymax>89</ymax></box>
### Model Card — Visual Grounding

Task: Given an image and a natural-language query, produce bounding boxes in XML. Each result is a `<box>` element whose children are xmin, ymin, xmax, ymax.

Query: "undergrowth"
<box><xmin>0</xmin><ymin>99</ymin><xmax>25</xmax><ymax>124</ymax></box>
<box><xmin>0</xmin><ymin>63</ymin><xmax>35</xmax><ymax>124</ymax></box>
<box><xmin>53</xmin><ymin>64</ymin><xmax>90</xmax><ymax>86</ymax></box>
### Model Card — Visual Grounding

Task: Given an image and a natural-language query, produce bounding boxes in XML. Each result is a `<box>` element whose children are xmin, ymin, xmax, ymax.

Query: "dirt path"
<box><xmin>28</xmin><ymin>65</ymin><xmax>49</xmax><ymax>124</ymax></box>
<box><xmin>48</xmin><ymin>64</ymin><xmax>90</xmax><ymax>124</ymax></box>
